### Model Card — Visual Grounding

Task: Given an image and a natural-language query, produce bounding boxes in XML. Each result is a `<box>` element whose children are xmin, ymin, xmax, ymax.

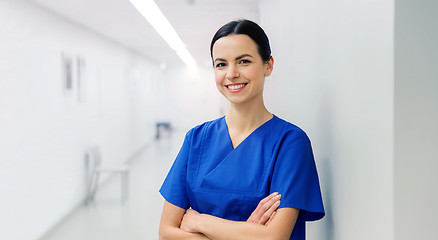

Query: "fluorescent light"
<box><xmin>130</xmin><ymin>0</ymin><xmax>196</xmax><ymax>67</ymax></box>
<box><xmin>176</xmin><ymin>48</ymin><xmax>197</xmax><ymax>67</ymax></box>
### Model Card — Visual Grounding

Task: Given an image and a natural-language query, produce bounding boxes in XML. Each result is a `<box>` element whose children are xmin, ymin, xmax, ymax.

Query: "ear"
<box><xmin>264</xmin><ymin>56</ymin><xmax>274</xmax><ymax>77</ymax></box>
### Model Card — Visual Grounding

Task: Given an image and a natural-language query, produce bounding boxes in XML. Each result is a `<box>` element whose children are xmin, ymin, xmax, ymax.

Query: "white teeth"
<box><xmin>228</xmin><ymin>84</ymin><xmax>245</xmax><ymax>90</ymax></box>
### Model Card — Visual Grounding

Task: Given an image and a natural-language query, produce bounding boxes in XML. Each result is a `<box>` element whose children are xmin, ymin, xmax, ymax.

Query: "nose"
<box><xmin>226</xmin><ymin>65</ymin><xmax>239</xmax><ymax>80</ymax></box>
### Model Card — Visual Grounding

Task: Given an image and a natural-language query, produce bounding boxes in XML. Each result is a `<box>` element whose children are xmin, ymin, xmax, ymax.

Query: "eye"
<box><xmin>215</xmin><ymin>62</ymin><xmax>226</xmax><ymax>68</ymax></box>
<box><xmin>239</xmin><ymin>59</ymin><xmax>251</xmax><ymax>64</ymax></box>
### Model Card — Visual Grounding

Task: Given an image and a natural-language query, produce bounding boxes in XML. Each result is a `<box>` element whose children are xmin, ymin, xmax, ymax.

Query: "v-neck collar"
<box><xmin>222</xmin><ymin>115</ymin><xmax>276</xmax><ymax>150</ymax></box>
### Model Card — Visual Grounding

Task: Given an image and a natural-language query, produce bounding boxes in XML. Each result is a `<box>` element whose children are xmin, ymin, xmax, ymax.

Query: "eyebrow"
<box><xmin>214</xmin><ymin>54</ymin><xmax>254</xmax><ymax>63</ymax></box>
<box><xmin>235</xmin><ymin>54</ymin><xmax>254</xmax><ymax>60</ymax></box>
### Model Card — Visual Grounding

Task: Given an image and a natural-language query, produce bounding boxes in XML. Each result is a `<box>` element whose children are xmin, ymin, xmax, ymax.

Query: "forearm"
<box><xmin>189</xmin><ymin>207</ymin><xmax>299</xmax><ymax>240</ymax></box>
<box><xmin>198</xmin><ymin>214</ymin><xmax>279</xmax><ymax>240</ymax></box>
<box><xmin>159</xmin><ymin>201</ymin><xmax>212</xmax><ymax>240</ymax></box>
<box><xmin>159</xmin><ymin>225</ymin><xmax>211</xmax><ymax>240</ymax></box>
<box><xmin>201</xmin><ymin>215</ymin><xmax>268</xmax><ymax>240</ymax></box>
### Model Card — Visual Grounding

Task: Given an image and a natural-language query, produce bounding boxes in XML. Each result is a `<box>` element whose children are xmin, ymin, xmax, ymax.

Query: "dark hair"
<box><xmin>210</xmin><ymin>19</ymin><xmax>272</xmax><ymax>65</ymax></box>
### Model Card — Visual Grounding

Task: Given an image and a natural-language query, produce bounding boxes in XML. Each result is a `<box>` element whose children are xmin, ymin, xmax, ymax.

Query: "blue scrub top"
<box><xmin>160</xmin><ymin>115</ymin><xmax>325</xmax><ymax>239</ymax></box>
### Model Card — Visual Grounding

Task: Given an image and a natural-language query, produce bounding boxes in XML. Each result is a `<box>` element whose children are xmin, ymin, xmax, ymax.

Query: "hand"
<box><xmin>247</xmin><ymin>192</ymin><xmax>281</xmax><ymax>225</ymax></box>
<box><xmin>180</xmin><ymin>208</ymin><xmax>202</xmax><ymax>233</ymax></box>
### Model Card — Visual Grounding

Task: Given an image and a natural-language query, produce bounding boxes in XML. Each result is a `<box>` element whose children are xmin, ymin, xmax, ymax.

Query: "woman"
<box><xmin>159</xmin><ymin>19</ymin><xmax>324</xmax><ymax>240</ymax></box>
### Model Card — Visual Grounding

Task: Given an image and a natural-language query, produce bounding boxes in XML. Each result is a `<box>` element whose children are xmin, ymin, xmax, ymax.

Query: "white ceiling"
<box><xmin>29</xmin><ymin>0</ymin><xmax>260</xmax><ymax>68</ymax></box>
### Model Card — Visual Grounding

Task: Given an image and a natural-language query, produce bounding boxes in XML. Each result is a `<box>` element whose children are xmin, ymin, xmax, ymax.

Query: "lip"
<box><xmin>226</xmin><ymin>83</ymin><xmax>248</xmax><ymax>93</ymax></box>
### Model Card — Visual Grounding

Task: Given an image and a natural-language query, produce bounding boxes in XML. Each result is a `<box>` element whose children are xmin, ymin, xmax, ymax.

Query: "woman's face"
<box><xmin>212</xmin><ymin>34</ymin><xmax>273</xmax><ymax>105</ymax></box>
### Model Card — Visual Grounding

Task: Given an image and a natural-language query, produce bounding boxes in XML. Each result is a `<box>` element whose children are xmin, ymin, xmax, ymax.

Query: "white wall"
<box><xmin>260</xmin><ymin>0</ymin><xmax>394</xmax><ymax>239</ymax></box>
<box><xmin>0</xmin><ymin>0</ymin><xmax>165</xmax><ymax>239</ymax></box>
<box><xmin>5</xmin><ymin>0</ymin><xmax>436</xmax><ymax>239</ymax></box>
<box><xmin>394</xmin><ymin>0</ymin><xmax>438</xmax><ymax>239</ymax></box>
<box><xmin>163</xmin><ymin>66</ymin><xmax>224</xmax><ymax>131</ymax></box>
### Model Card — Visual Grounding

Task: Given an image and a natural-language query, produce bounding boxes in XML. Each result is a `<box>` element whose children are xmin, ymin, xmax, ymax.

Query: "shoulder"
<box><xmin>271</xmin><ymin>115</ymin><xmax>310</xmax><ymax>142</ymax></box>
<box><xmin>184</xmin><ymin>116</ymin><xmax>225</xmax><ymax>140</ymax></box>
<box><xmin>271</xmin><ymin>117</ymin><xmax>315</xmax><ymax>167</ymax></box>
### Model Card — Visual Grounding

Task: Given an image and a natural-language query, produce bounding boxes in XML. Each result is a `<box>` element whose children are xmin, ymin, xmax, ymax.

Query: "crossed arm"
<box><xmin>159</xmin><ymin>193</ymin><xmax>300</xmax><ymax>240</ymax></box>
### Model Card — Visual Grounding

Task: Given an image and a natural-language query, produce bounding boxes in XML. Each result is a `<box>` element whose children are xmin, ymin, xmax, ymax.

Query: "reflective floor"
<box><xmin>41</xmin><ymin>130</ymin><xmax>185</xmax><ymax>240</ymax></box>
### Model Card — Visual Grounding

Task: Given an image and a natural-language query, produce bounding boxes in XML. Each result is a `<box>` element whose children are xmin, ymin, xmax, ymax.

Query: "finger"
<box><xmin>265</xmin><ymin>211</ymin><xmax>276</xmax><ymax>225</ymax></box>
<box><xmin>249</xmin><ymin>194</ymin><xmax>281</xmax><ymax>224</ymax></box>
<box><xmin>258</xmin><ymin>200</ymin><xmax>281</xmax><ymax>224</ymax></box>
<box><xmin>259</xmin><ymin>192</ymin><xmax>278</xmax><ymax>205</ymax></box>
<box><xmin>185</xmin><ymin>208</ymin><xmax>199</xmax><ymax>216</ymax></box>
<box><xmin>247</xmin><ymin>192</ymin><xmax>278</xmax><ymax>222</ymax></box>
<box><xmin>257</xmin><ymin>193</ymin><xmax>280</xmax><ymax>214</ymax></box>
<box><xmin>255</xmin><ymin>192</ymin><xmax>278</xmax><ymax>213</ymax></box>
<box><xmin>258</xmin><ymin>200</ymin><xmax>280</xmax><ymax>224</ymax></box>
<box><xmin>250</xmin><ymin>193</ymin><xmax>280</xmax><ymax>223</ymax></box>
<box><xmin>247</xmin><ymin>193</ymin><xmax>277</xmax><ymax>221</ymax></box>
<box><xmin>259</xmin><ymin>193</ymin><xmax>281</xmax><ymax>216</ymax></box>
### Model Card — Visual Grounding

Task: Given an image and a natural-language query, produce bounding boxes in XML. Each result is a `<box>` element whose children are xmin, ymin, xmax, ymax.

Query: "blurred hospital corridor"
<box><xmin>1</xmin><ymin>0</ymin><xmax>437</xmax><ymax>240</ymax></box>
<box><xmin>40</xmin><ymin>130</ymin><xmax>185</xmax><ymax>240</ymax></box>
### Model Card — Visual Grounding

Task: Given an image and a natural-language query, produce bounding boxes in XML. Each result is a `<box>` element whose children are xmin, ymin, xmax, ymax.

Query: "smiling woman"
<box><xmin>158</xmin><ymin>19</ymin><xmax>325</xmax><ymax>240</ymax></box>
<box><xmin>212</xmin><ymin>34</ymin><xmax>272</xmax><ymax>107</ymax></box>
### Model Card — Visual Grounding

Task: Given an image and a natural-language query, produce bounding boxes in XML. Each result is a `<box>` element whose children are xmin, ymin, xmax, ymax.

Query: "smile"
<box><xmin>226</xmin><ymin>83</ymin><xmax>248</xmax><ymax>90</ymax></box>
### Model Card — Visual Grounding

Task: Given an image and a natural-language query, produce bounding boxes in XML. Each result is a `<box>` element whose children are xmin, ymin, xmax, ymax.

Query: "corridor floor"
<box><xmin>41</xmin><ymin>131</ymin><xmax>185</xmax><ymax>240</ymax></box>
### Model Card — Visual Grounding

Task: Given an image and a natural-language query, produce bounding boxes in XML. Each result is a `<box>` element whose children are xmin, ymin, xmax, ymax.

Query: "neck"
<box><xmin>225</xmin><ymin>97</ymin><xmax>272</xmax><ymax>133</ymax></box>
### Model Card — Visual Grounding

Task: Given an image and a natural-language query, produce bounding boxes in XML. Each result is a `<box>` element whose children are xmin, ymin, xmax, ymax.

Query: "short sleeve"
<box><xmin>159</xmin><ymin>130</ymin><xmax>192</xmax><ymax>209</ymax></box>
<box><xmin>270</xmin><ymin>130</ymin><xmax>325</xmax><ymax>221</ymax></box>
